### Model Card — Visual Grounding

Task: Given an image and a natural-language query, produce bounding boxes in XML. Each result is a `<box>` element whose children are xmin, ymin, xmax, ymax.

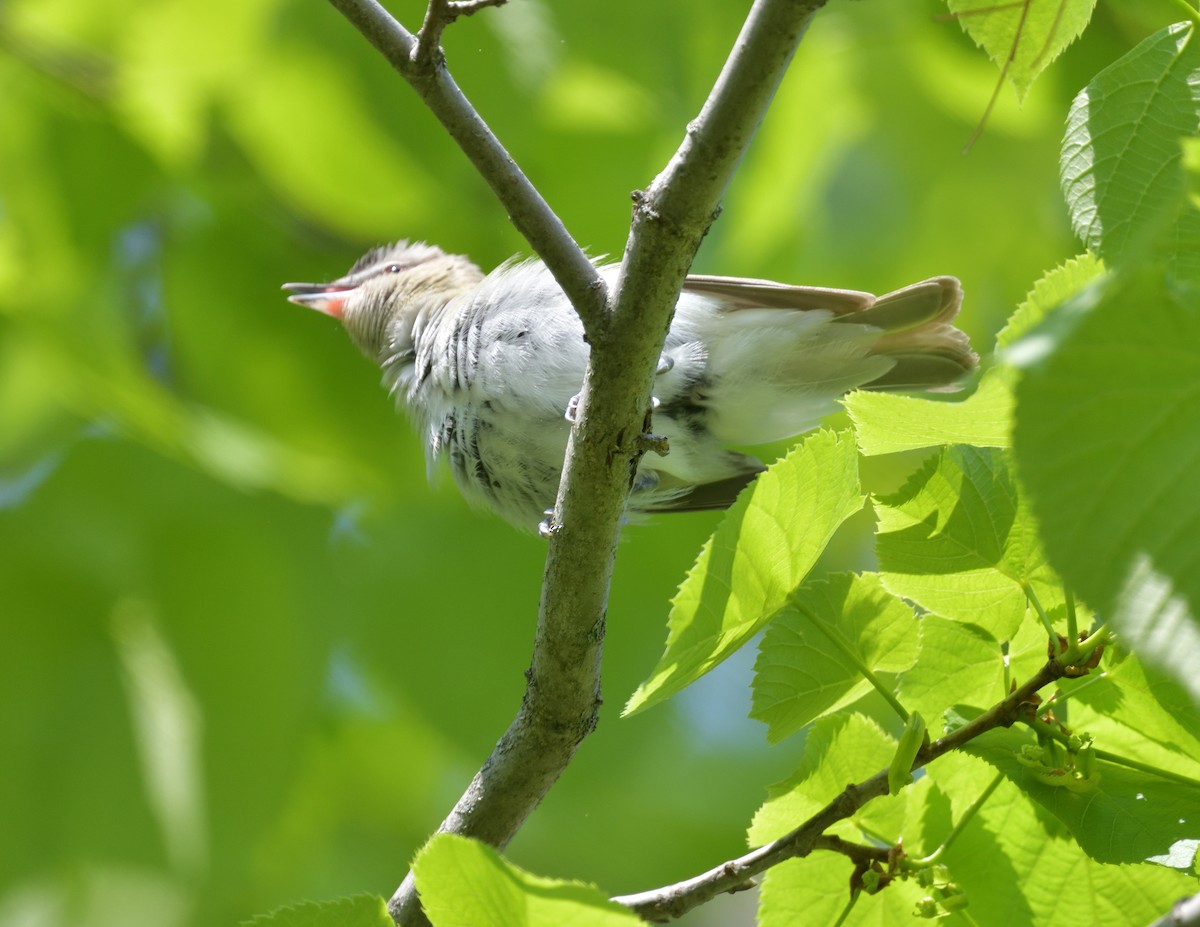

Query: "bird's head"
<box><xmin>283</xmin><ymin>241</ymin><xmax>483</xmax><ymax>363</ymax></box>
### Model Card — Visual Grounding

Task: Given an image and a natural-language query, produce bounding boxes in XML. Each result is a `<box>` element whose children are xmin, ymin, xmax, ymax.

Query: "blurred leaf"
<box><xmin>225</xmin><ymin>45</ymin><xmax>436</xmax><ymax>239</ymax></box>
<box><xmin>1060</xmin><ymin>22</ymin><xmax>1200</xmax><ymax>276</ymax></box>
<box><xmin>875</xmin><ymin>446</ymin><xmax>1062</xmax><ymax>641</ymax></box>
<box><xmin>947</xmin><ymin>0</ymin><xmax>1097</xmax><ymax>99</ymax></box>
<box><xmin>1012</xmin><ymin>270</ymin><xmax>1200</xmax><ymax>703</ymax></box>
<box><xmin>537</xmin><ymin>61</ymin><xmax>657</xmax><ymax>132</ymax></box>
<box><xmin>114</xmin><ymin>0</ymin><xmax>281</xmax><ymax>164</ymax></box>
<box><xmin>412</xmin><ymin>835</ymin><xmax>641</xmax><ymax>927</ymax></box>
<box><xmin>751</xmin><ymin>572</ymin><xmax>918</xmax><ymax>743</ymax></box>
<box><xmin>242</xmin><ymin>894</ymin><xmax>392</xmax><ymax>927</ymax></box>
<box><xmin>625</xmin><ymin>430</ymin><xmax>863</xmax><ymax>716</ymax></box>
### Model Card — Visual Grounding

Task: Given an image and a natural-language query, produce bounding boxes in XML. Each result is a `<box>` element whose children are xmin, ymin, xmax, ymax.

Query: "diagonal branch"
<box><xmin>325</xmin><ymin>0</ymin><xmax>608</xmax><ymax>337</ymax></box>
<box><xmin>610</xmin><ymin>659</ymin><xmax>1064</xmax><ymax>922</ymax></box>
<box><xmin>325</xmin><ymin>1</ymin><xmax>830</xmax><ymax>924</ymax></box>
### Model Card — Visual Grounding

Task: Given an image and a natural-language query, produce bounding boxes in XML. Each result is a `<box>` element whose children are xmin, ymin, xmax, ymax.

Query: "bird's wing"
<box><xmin>681</xmin><ymin>275</ymin><xmax>875</xmax><ymax>314</ymax></box>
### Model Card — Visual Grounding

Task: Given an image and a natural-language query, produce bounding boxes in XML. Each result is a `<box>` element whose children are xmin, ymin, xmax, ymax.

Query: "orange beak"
<box><xmin>281</xmin><ymin>281</ymin><xmax>357</xmax><ymax>319</ymax></box>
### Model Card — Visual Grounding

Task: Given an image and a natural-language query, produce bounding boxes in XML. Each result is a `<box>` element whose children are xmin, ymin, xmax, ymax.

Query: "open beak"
<box><xmin>281</xmin><ymin>281</ymin><xmax>357</xmax><ymax>319</ymax></box>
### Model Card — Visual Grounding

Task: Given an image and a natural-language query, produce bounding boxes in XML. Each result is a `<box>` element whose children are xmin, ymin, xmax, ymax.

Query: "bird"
<box><xmin>283</xmin><ymin>241</ymin><xmax>977</xmax><ymax>531</ymax></box>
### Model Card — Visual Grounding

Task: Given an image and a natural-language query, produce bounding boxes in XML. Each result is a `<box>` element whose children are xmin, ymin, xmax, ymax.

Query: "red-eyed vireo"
<box><xmin>284</xmin><ymin>242</ymin><xmax>977</xmax><ymax>531</ymax></box>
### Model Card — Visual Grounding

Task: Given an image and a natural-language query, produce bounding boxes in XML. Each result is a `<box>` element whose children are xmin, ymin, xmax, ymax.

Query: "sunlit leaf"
<box><xmin>751</xmin><ymin>572</ymin><xmax>918</xmax><ymax>742</ymax></box>
<box><xmin>846</xmin><ymin>369</ymin><xmax>1013</xmax><ymax>456</ymax></box>
<box><xmin>412</xmin><ymin>835</ymin><xmax>641</xmax><ymax>927</ymax></box>
<box><xmin>625</xmin><ymin>430</ymin><xmax>863</xmax><ymax>716</ymax></box>
<box><xmin>947</xmin><ymin>0</ymin><xmax>1097</xmax><ymax>99</ymax></box>
<box><xmin>1061</xmin><ymin>22</ymin><xmax>1200</xmax><ymax>275</ymax></box>
<box><xmin>875</xmin><ymin>446</ymin><xmax>1062</xmax><ymax>641</ymax></box>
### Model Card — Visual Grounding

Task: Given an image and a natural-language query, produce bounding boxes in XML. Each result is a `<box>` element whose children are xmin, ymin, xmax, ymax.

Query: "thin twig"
<box><xmin>325</xmin><ymin>0</ymin><xmax>608</xmax><ymax>338</ymax></box>
<box><xmin>414</xmin><ymin>0</ymin><xmax>506</xmax><ymax>71</ymax></box>
<box><xmin>611</xmin><ymin>659</ymin><xmax>1064</xmax><ymax>922</ymax></box>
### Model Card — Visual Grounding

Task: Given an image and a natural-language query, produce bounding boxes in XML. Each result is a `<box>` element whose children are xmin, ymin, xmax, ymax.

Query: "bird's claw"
<box><xmin>638</xmin><ymin>433</ymin><xmax>670</xmax><ymax>456</ymax></box>
<box><xmin>538</xmin><ymin>509</ymin><xmax>562</xmax><ymax>538</ymax></box>
<box><xmin>656</xmin><ymin>354</ymin><xmax>674</xmax><ymax>376</ymax></box>
<box><xmin>564</xmin><ymin>393</ymin><xmax>581</xmax><ymax>423</ymax></box>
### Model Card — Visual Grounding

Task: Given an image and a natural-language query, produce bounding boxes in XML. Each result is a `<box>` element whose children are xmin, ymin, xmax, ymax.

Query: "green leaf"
<box><xmin>875</xmin><ymin>446</ymin><xmax>1061</xmax><ymax>641</ymax></box>
<box><xmin>1012</xmin><ymin>271</ymin><xmax>1200</xmax><ymax>703</ymax></box>
<box><xmin>947</xmin><ymin>0</ymin><xmax>1097</xmax><ymax>99</ymax></box>
<box><xmin>241</xmin><ymin>895</ymin><xmax>393</xmax><ymax>927</ymax></box>
<box><xmin>114</xmin><ymin>0</ymin><xmax>280</xmax><ymax>165</ymax></box>
<box><xmin>225</xmin><ymin>46</ymin><xmax>436</xmax><ymax>239</ymax></box>
<box><xmin>898</xmin><ymin>617</ymin><xmax>1003</xmax><ymax>730</ymax></box>
<box><xmin>625</xmin><ymin>430</ymin><xmax>863</xmax><ymax>716</ymax></box>
<box><xmin>846</xmin><ymin>368</ymin><xmax>1013</xmax><ymax>455</ymax></box>
<box><xmin>929</xmin><ymin>763</ymin><xmax>1197</xmax><ymax>926</ymax></box>
<box><xmin>1060</xmin><ymin>22</ymin><xmax>1200</xmax><ymax>273</ymax></box>
<box><xmin>412</xmin><ymin>834</ymin><xmax>641</xmax><ymax>927</ymax></box>
<box><xmin>995</xmin><ymin>252</ymin><xmax>1106</xmax><ymax>350</ymax></box>
<box><xmin>964</xmin><ymin>725</ymin><xmax>1200</xmax><ymax>867</ymax></box>
<box><xmin>749</xmin><ymin>713</ymin><xmax>895</xmax><ymax>845</ymax></box>
<box><xmin>757</xmin><ymin>853</ymin><xmax>925</xmax><ymax>927</ymax></box>
<box><xmin>751</xmin><ymin>572</ymin><xmax>918</xmax><ymax>743</ymax></box>
<box><xmin>1067</xmin><ymin>653</ymin><xmax>1200</xmax><ymax>785</ymax></box>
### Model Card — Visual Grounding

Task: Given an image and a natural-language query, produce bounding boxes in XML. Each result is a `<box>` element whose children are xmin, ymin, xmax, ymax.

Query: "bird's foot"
<box><xmin>537</xmin><ymin>508</ymin><xmax>562</xmax><ymax>538</ymax></box>
<box><xmin>564</xmin><ymin>393</ymin><xmax>581</xmax><ymax>423</ymax></box>
<box><xmin>637</xmin><ymin>433</ymin><xmax>670</xmax><ymax>456</ymax></box>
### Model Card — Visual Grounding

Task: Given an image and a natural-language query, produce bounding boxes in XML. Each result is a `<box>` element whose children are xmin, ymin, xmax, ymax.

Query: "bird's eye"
<box><xmin>386</xmin><ymin>263</ymin><xmax>404</xmax><ymax>274</ymax></box>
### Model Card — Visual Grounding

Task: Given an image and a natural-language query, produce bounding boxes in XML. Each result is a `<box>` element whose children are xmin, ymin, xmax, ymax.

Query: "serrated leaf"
<box><xmin>749</xmin><ymin>713</ymin><xmax>895</xmax><ymax>845</ymax></box>
<box><xmin>751</xmin><ymin>572</ymin><xmax>918</xmax><ymax>742</ymax></box>
<box><xmin>1068</xmin><ymin>653</ymin><xmax>1200</xmax><ymax>784</ymax></box>
<box><xmin>996</xmin><ymin>252</ymin><xmax>1106</xmax><ymax>350</ymax></box>
<box><xmin>412</xmin><ymin>835</ymin><xmax>641</xmax><ymax>927</ymax></box>
<box><xmin>901</xmin><ymin>612</ymin><xmax>1055</xmax><ymax>741</ymax></box>
<box><xmin>1012</xmin><ymin>271</ymin><xmax>1200</xmax><ymax>703</ymax></box>
<box><xmin>875</xmin><ymin>446</ymin><xmax>1061</xmax><ymax>641</ymax></box>
<box><xmin>757</xmin><ymin>853</ymin><xmax>926</xmax><ymax>927</ymax></box>
<box><xmin>897</xmin><ymin>617</ymin><xmax>1005</xmax><ymax>729</ymax></box>
<box><xmin>964</xmin><ymin>725</ymin><xmax>1200</xmax><ymax>867</ymax></box>
<box><xmin>929</xmin><ymin>766</ymin><xmax>1197</xmax><ymax>926</ymax></box>
<box><xmin>1060</xmin><ymin>23</ymin><xmax>1200</xmax><ymax>273</ymax></box>
<box><xmin>947</xmin><ymin>0</ymin><xmax>1097</xmax><ymax>99</ymax></box>
<box><xmin>625</xmin><ymin>430</ymin><xmax>863</xmax><ymax>716</ymax></box>
<box><xmin>241</xmin><ymin>895</ymin><xmax>392</xmax><ymax>927</ymax></box>
<box><xmin>846</xmin><ymin>368</ymin><xmax>1013</xmax><ymax>456</ymax></box>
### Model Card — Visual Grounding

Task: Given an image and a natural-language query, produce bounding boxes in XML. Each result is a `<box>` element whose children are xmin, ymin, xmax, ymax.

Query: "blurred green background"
<box><xmin>0</xmin><ymin>1</ymin><xmax>1174</xmax><ymax>925</ymax></box>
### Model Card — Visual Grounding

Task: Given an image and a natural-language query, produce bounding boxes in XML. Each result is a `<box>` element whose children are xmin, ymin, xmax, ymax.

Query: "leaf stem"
<box><xmin>912</xmin><ymin>773</ymin><xmax>1004</xmax><ymax>865</ymax></box>
<box><xmin>830</xmin><ymin>893</ymin><xmax>859</xmax><ymax>927</ymax></box>
<box><xmin>797</xmin><ymin>603</ymin><xmax>910</xmax><ymax>723</ymax></box>
<box><xmin>1027</xmin><ymin>716</ymin><xmax>1200</xmax><ymax>789</ymax></box>
<box><xmin>1022</xmin><ymin>582</ymin><xmax>1057</xmax><ymax>639</ymax></box>
<box><xmin>1063</xmin><ymin>587</ymin><xmax>1078</xmax><ymax>645</ymax></box>
<box><xmin>1045</xmin><ymin>671</ymin><xmax>1108</xmax><ymax>706</ymax></box>
<box><xmin>1166</xmin><ymin>0</ymin><xmax>1200</xmax><ymax>28</ymax></box>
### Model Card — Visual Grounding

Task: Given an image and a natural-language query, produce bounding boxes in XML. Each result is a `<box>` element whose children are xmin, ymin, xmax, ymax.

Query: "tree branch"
<box><xmin>610</xmin><ymin>659</ymin><xmax>1065</xmax><ymax>922</ymax></box>
<box><xmin>324</xmin><ymin>0</ymin><xmax>608</xmax><ymax>337</ymax></box>
<box><xmin>325</xmin><ymin>1</ymin><xmax>830</xmax><ymax>924</ymax></box>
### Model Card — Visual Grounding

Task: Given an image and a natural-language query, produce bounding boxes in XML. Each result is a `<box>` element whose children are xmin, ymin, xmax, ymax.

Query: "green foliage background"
<box><xmin>0</xmin><ymin>1</ymin><xmax>1182</xmax><ymax>925</ymax></box>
